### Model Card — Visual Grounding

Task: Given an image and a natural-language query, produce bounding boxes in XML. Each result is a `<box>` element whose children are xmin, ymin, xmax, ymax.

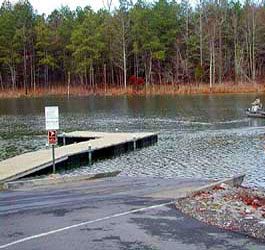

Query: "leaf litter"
<box><xmin>176</xmin><ymin>183</ymin><xmax>265</xmax><ymax>240</ymax></box>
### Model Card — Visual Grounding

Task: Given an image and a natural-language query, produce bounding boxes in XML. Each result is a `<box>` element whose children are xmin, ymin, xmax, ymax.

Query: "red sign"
<box><xmin>48</xmin><ymin>130</ymin><xmax>57</xmax><ymax>145</ymax></box>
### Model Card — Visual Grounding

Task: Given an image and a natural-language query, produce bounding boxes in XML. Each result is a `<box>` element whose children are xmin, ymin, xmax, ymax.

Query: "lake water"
<box><xmin>0</xmin><ymin>94</ymin><xmax>265</xmax><ymax>187</ymax></box>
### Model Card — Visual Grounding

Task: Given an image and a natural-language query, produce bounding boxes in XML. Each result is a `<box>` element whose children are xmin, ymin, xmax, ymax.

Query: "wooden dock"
<box><xmin>0</xmin><ymin>131</ymin><xmax>158</xmax><ymax>184</ymax></box>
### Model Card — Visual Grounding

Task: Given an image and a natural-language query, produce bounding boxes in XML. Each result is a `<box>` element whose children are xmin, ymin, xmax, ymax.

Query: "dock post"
<box><xmin>63</xmin><ymin>132</ymin><xmax>66</xmax><ymax>146</ymax></box>
<box><xmin>88</xmin><ymin>144</ymin><xmax>92</xmax><ymax>165</ymax></box>
<box><xmin>133</xmin><ymin>137</ymin><xmax>137</xmax><ymax>151</ymax></box>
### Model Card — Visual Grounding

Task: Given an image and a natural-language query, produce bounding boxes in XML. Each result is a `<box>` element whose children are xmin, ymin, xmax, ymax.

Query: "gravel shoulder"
<box><xmin>176</xmin><ymin>183</ymin><xmax>265</xmax><ymax>241</ymax></box>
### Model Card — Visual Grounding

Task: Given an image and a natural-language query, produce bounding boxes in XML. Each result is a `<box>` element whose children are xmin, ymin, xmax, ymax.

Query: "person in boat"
<box><xmin>251</xmin><ymin>97</ymin><xmax>262</xmax><ymax>112</ymax></box>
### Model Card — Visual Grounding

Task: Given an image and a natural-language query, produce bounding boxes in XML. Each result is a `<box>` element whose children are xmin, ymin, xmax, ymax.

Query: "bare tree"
<box><xmin>102</xmin><ymin>0</ymin><xmax>113</xmax><ymax>12</ymax></box>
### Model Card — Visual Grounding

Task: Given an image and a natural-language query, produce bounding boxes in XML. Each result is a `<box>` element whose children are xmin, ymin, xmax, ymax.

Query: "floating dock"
<box><xmin>0</xmin><ymin>131</ymin><xmax>158</xmax><ymax>184</ymax></box>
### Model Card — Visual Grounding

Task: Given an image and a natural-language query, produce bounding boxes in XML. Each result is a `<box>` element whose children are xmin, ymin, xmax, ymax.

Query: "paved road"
<box><xmin>0</xmin><ymin>177</ymin><xmax>264</xmax><ymax>250</ymax></box>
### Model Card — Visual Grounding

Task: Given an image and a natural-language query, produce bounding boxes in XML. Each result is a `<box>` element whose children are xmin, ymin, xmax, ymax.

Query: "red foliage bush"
<box><xmin>137</xmin><ymin>77</ymin><xmax>144</xmax><ymax>85</ymax></box>
<box><xmin>129</xmin><ymin>75</ymin><xmax>137</xmax><ymax>84</ymax></box>
<box><xmin>129</xmin><ymin>75</ymin><xmax>144</xmax><ymax>86</ymax></box>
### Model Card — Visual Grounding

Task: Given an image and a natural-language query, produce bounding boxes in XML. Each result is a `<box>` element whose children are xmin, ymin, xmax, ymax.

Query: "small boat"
<box><xmin>246</xmin><ymin>109</ymin><xmax>265</xmax><ymax>118</ymax></box>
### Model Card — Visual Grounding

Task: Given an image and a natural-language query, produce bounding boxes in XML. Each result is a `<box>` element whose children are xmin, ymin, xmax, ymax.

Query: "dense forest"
<box><xmin>0</xmin><ymin>0</ymin><xmax>264</xmax><ymax>94</ymax></box>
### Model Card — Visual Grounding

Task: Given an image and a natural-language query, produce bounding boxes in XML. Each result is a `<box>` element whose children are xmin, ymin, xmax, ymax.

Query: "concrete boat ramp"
<box><xmin>0</xmin><ymin>131</ymin><xmax>157</xmax><ymax>184</ymax></box>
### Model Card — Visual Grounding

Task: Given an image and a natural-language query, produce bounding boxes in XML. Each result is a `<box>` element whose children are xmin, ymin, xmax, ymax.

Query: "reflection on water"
<box><xmin>0</xmin><ymin>94</ymin><xmax>265</xmax><ymax>187</ymax></box>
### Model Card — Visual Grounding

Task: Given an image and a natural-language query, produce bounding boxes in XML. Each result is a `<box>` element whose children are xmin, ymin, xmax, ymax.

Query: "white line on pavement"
<box><xmin>0</xmin><ymin>201</ymin><xmax>175</xmax><ymax>249</ymax></box>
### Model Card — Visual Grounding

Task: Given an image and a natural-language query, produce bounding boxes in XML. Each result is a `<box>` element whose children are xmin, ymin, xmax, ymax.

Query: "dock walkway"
<box><xmin>0</xmin><ymin>131</ymin><xmax>157</xmax><ymax>184</ymax></box>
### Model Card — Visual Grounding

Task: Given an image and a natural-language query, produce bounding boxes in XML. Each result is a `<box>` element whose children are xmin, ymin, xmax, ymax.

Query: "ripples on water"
<box><xmin>0</xmin><ymin>95</ymin><xmax>265</xmax><ymax>188</ymax></box>
<box><xmin>64</xmin><ymin>118</ymin><xmax>265</xmax><ymax>188</ymax></box>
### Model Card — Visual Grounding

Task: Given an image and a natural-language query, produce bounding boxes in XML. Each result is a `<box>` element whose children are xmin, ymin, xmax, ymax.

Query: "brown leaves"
<box><xmin>238</xmin><ymin>194</ymin><xmax>265</xmax><ymax>209</ymax></box>
<box><xmin>176</xmin><ymin>185</ymin><xmax>265</xmax><ymax>241</ymax></box>
<box><xmin>213</xmin><ymin>185</ymin><xmax>226</xmax><ymax>191</ymax></box>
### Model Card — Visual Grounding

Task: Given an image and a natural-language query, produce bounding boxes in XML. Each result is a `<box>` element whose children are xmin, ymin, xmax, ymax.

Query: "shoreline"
<box><xmin>0</xmin><ymin>82</ymin><xmax>265</xmax><ymax>99</ymax></box>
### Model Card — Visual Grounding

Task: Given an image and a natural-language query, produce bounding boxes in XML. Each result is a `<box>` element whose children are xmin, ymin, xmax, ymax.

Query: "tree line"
<box><xmin>0</xmin><ymin>0</ymin><xmax>264</xmax><ymax>92</ymax></box>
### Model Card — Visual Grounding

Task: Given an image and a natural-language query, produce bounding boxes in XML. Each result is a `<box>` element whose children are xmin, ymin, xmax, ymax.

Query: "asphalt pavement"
<box><xmin>0</xmin><ymin>176</ymin><xmax>264</xmax><ymax>250</ymax></box>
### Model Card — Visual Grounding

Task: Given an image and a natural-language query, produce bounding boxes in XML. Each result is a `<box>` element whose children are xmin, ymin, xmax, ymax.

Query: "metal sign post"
<box><xmin>52</xmin><ymin>145</ymin><xmax>55</xmax><ymax>174</ymax></box>
<box><xmin>45</xmin><ymin>107</ymin><xmax>59</xmax><ymax>174</ymax></box>
<box><xmin>48</xmin><ymin>130</ymin><xmax>57</xmax><ymax>173</ymax></box>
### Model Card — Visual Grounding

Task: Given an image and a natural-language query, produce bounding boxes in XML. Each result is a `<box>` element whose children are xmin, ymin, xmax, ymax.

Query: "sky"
<box><xmin>0</xmin><ymin>0</ymin><xmax>121</xmax><ymax>15</ymax></box>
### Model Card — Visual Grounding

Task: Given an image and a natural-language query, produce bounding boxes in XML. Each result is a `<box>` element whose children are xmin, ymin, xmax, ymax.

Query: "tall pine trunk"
<box><xmin>0</xmin><ymin>72</ymin><xmax>3</xmax><ymax>90</ymax></box>
<box><xmin>67</xmin><ymin>71</ymin><xmax>70</xmax><ymax>98</ymax></box>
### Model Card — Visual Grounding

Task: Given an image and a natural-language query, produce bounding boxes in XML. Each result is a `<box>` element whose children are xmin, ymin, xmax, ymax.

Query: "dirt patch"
<box><xmin>176</xmin><ymin>184</ymin><xmax>265</xmax><ymax>241</ymax></box>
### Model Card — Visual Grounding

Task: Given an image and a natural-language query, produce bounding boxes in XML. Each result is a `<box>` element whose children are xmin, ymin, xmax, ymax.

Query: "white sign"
<box><xmin>45</xmin><ymin>106</ymin><xmax>59</xmax><ymax>130</ymax></box>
